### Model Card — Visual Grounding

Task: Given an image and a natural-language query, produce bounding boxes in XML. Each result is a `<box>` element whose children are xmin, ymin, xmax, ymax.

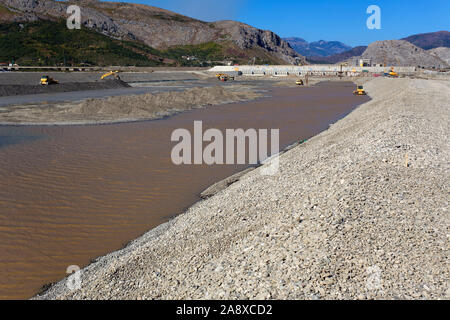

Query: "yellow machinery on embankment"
<box><xmin>100</xmin><ymin>70</ymin><xmax>121</xmax><ymax>80</ymax></box>
<box><xmin>384</xmin><ymin>67</ymin><xmax>399</xmax><ymax>78</ymax></box>
<box><xmin>40</xmin><ymin>75</ymin><xmax>59</xmax><ymax>85</ymax></box>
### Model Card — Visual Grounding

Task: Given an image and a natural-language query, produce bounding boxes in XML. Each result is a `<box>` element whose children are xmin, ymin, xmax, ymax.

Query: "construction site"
<box><xmin>0</xmin><ymin>63</ymin><xmax>445</xmax><ymax>93</ymax></box>
<box><xmin>0</xmin><ymin>61</ymin><xmax>449</xmax><ymax>301</ymax></box>
<box><xmin>0</xmin><ymin>0</ymin><xmax>449</xmax><ymax>304</ymax></box>
<box><xmin>0</xmin><ymin>64</ymin><xmax>448</xmax><ymax>123</ymax></box>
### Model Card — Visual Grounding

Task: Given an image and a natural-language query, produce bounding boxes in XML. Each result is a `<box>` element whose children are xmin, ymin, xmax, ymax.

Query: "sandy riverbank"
<box><xmin>36</xmin><ymin>77</ymin><xmax>449</xmax><ymax>299</ymax></box>
<box><xmin>0</xmin><ymin>85</ymin><xmax>262</xmax><ymax>125</ymax></box>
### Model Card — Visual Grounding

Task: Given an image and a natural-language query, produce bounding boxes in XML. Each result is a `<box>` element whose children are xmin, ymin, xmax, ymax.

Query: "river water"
<box><xmin>0</xmin><ymin>84</ymin><xmax>369</xmax><ymax>299</ymax></box>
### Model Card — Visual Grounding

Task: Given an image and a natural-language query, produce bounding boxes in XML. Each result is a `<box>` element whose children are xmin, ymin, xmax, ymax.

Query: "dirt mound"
<box><xmin>0</xmin><ymin>79</ymin><xmax>130</xmax><ymax>97</ymax></box>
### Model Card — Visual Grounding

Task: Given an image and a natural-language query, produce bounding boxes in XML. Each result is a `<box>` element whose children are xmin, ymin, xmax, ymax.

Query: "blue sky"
<box><xmin>120</xmin><ymin>0</ymin><xmax>450</xmax><ymax>46</ymax></box>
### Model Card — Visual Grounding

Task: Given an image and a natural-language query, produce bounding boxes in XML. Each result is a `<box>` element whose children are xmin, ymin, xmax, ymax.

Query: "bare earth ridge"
<box><xmin>36</xmin><ymin>77</ymin><xmax>449</xmax><ymax>299</ymax></box>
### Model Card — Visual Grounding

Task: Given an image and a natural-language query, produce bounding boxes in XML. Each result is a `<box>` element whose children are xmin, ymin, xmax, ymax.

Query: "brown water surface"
<box><xmin>0</xmin><ymin>84</ymin><xmax>369</xmax><ymax>299</ymax></box>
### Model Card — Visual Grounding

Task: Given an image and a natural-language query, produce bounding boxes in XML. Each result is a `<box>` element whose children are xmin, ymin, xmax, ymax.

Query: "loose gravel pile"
<box><xmin>36</xmin><ymin>77</ymin><xmax>449</xmax><ymax>300</ymax></box>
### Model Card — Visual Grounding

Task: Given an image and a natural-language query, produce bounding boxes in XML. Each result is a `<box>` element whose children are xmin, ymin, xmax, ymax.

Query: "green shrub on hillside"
<box><xmin>0</xmin><ymin>20</ymin><xmax>163</xmax><ymax>66</ymax></box>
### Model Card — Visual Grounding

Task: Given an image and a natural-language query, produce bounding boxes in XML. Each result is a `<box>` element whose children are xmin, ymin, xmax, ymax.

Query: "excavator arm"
<box><xmin>101</xmin><ymin>70</ymin><xmax>120</xmax><ymax>80</ymax></box>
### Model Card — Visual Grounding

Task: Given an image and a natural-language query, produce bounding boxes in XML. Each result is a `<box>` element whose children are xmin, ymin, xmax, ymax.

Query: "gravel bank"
<box><xmin>0</xmin><ymin>85</ymin><xmax>261</xmax><ymax>125</ymax></box>
<box><xmin>36</xmin><ymin>77</ymin><xmax>449</xmax><ymax>300</ymax></box>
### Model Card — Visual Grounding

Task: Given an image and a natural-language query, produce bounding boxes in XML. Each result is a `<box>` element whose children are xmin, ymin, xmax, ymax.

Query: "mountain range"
<box><xmin>282</xmin><ymin>37</ymin><xmax>351</xmax><ymax>57</ymax></box>
<box><xmin>0</xmin><ymin>0</ymin><xmax>305</xmax><ymax>66</ymax></box>
<box><xmin>286</xmin><ymin>31</ymin><xmax>450</xmax><ymax>67</ymax></box>
<box><xmin>305</xmin><ymin>46</ymin><xmax>368</xmax><ymax>64</ymax></box>
<box><xmin>0</xmin><ymin>0</ymin><xmax>448</xmax><ymax>67</ymax></box>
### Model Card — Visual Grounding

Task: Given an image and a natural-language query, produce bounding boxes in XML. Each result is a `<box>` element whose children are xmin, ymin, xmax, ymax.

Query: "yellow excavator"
<box><xmin>40</xmin><ymin>75</ymin><xmax>58</xmax><ymax>85</ymax></box>
<box><xmin>100</xmin><ymin>70</ymin><xmax>121</xmax><ymax>80</ymax></box>
<box><xmin>353</xmin><ymin>85</ymin><xmax>367</xmax><ymax>95</ymax></box>
<box><xmin>384</xmin><ymin>67</ymin><xmax>398</xmax><ymax>78</ymax></box>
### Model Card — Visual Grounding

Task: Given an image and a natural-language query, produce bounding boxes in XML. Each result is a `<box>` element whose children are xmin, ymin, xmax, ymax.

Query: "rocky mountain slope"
<box><xmin>361</xmin><ymin>40</ymin><xmax>448</xmax><ymax>68</ymax></box>
<box><xmin>214</xmin><ymin>21</ymin><xmax>305</xmax><ymax>65</ymax></box>
<box><xmin>323</xmin><ymin>39</ymin><xmax>449</xmax><ymax>67</ymax></box>
<box><xmin>0</xmin><ymin>0</ymin><xmax>305</xmax><ymax>65</ymax></box>
<box><xmin>284</xmin><ymin>37</ymin><xmax>351</xmax><ymax>57</ymax></box>
<box><xmin>428</xmin><ymin>47</ymin><xmax>450</xmax><ymax>65</ymax></box>
<box><xmin>402</xmin><ymin>31</ymin><xmax>450</xmax><ymax>50</ymax></box>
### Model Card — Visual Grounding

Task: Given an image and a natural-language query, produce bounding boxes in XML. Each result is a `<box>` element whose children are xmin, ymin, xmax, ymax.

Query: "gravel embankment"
<box><xmin>0</xmin><ymin>85</ymin><xmax>261</xmax><ymax>125</ymax></box>
<box><xmin>36</xmin><ymin>77</ymin><xmax>449</xmax><ymax>300</ymax></box>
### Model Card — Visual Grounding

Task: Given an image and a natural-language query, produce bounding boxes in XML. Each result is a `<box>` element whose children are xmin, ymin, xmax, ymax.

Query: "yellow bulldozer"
<box><xmin>353</xmin><ymin>85</ymin><xmax>367</xmax><ymax>96</ymax></box>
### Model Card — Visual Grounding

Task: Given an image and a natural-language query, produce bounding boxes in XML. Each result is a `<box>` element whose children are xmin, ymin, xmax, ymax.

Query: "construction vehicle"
<box><xmin>295</xmin><ymin>79</ymin><xmax>304</xmax><ymax>85</ymax></box>
<box><xmin>219</xmin><ymin>74</ymin><xmax>234</xmax><ymax>81</ymax></box>
<box><xmin>388</xmin><ymin>71</ymin><xmax>398</xmax><ymax>77</ymax></box>
<box><xmin>384</xmin><ymin>71</ymin><xmax>398</xmax><ymax>77</ymax></box>
<box><xmin>101</xmin><ymin>70</ymin><xmax>121</xmax><ymax>80</ymax></box>
<box><xmin>384</xmin><ymin>67</ymin><xmax>398</xmax><ymax>78</ymax></box>
<box><xmin>40</xmin><ymin>75</ymin><xmax>58</xmax><ymax>85</ymax></box>
<box><xmin>353</xmin><ymin>85</ymin><xmax>367</xmax><ymax>96</ymax></box>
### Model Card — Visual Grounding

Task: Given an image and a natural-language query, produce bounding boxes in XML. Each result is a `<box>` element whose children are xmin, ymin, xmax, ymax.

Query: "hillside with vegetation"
<box><xmin>0</xmin><ymin>0</ymin><xmax>304</xmax><ymax>66</ymax></box>
<box><xmin>0</xmin><ymin>20</ymin><xmax>164</xmax><ymax>66</ymax></box>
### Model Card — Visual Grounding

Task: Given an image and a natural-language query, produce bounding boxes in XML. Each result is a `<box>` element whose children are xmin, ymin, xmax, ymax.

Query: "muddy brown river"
<box><xmin>0</xmin><ymin>84</ymin><xmax>369</xmax><ymax>299</ymax></box>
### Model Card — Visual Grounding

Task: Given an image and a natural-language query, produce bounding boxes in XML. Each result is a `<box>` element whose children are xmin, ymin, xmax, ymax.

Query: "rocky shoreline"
<box><xmin>36</xmin><ymin>77</ymin><xmax>449</xmax><ymax>299</ymax></box>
